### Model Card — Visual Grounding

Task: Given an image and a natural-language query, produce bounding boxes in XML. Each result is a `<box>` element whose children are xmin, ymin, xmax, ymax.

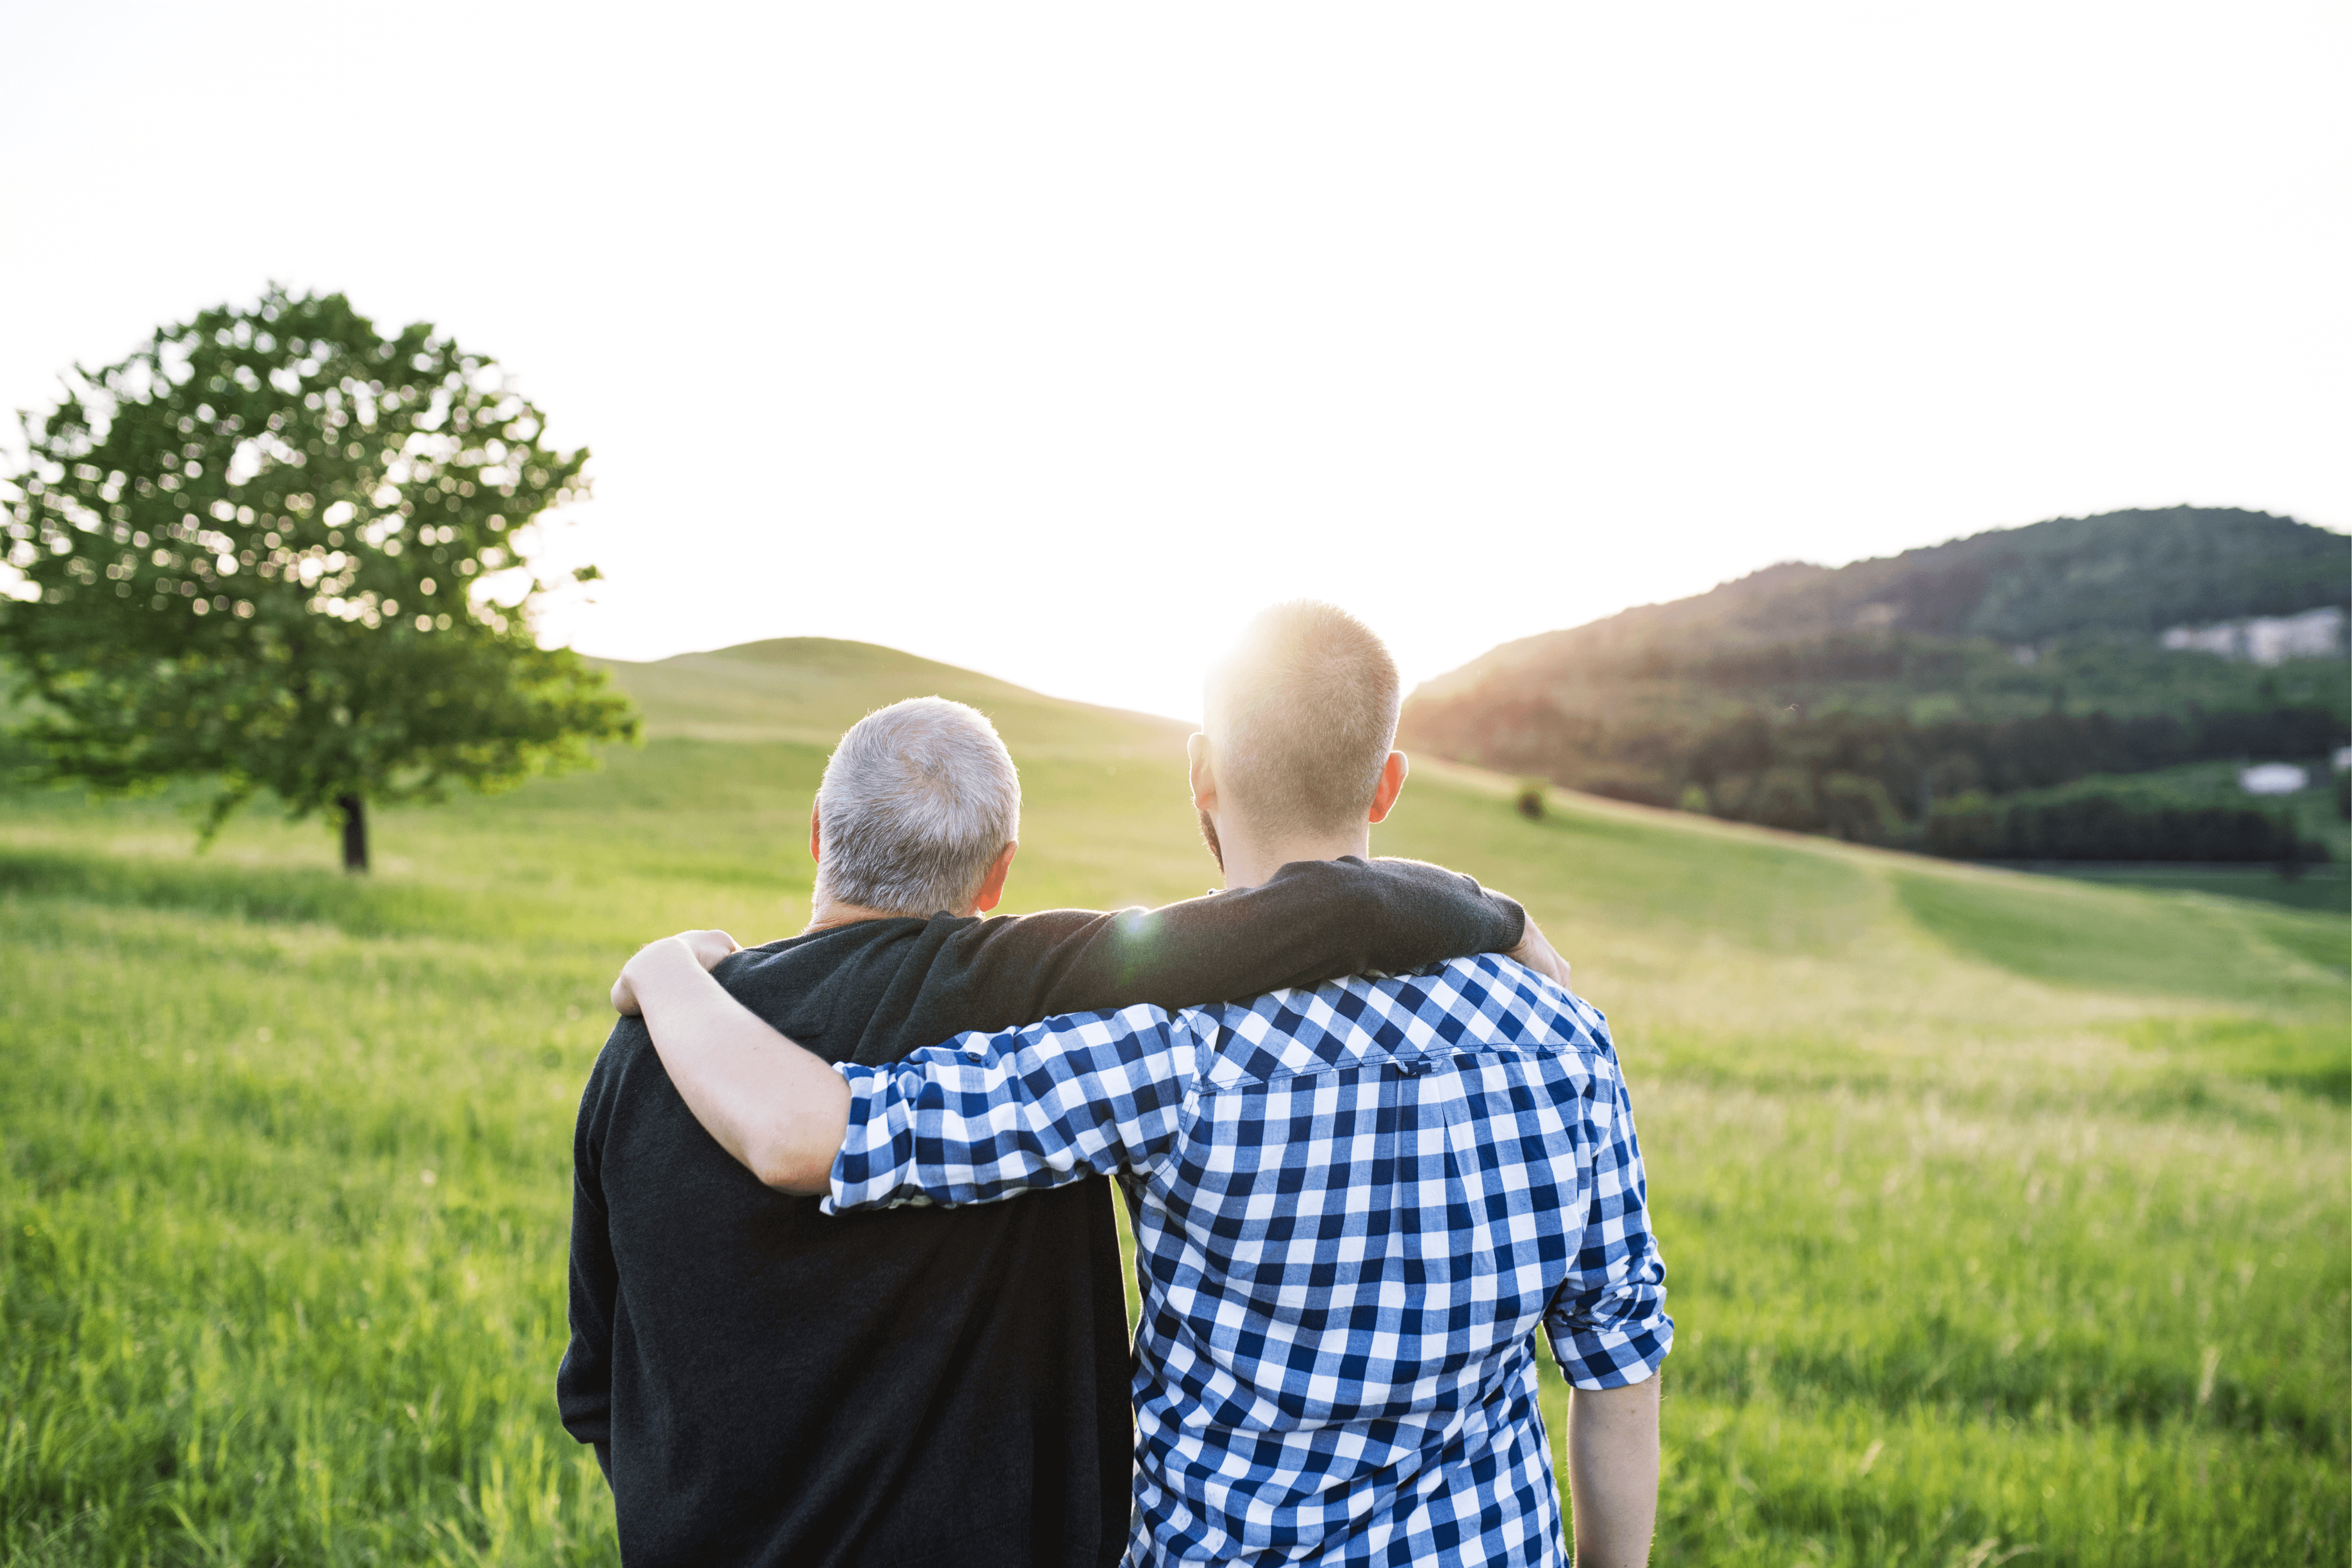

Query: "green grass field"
<box><xmin>4</xmin><ymin>640</ymin><xmax>2346</xmax><ymax>1565</ymax></box>
<box><xmin>2023</xmin><ymin>863</ymin><xmax>2349</xmax><ymax>918</ymax></box>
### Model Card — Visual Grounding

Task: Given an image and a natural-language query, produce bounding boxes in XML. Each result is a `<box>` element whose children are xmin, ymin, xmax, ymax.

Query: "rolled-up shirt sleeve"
<box><xmin>825</xmin><ymin>1002</ymin><xmax>1201</xmax><ymax>1213</ymax></box>
<box><xmin>1543</xmin><ymin>1054</ymin><xmax>1674</xmax><ymax>1388</ymax></box>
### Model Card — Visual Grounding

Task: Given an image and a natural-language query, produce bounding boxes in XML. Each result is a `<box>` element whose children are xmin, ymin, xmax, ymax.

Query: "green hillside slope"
<box><xmin>3</xmin><ymin>639</ymin><xmax>2345</xmax><ymax>1565</ymax></box>
<box><xmin>591</xmin><ymin>636</ymin><xmax>1191</xmax><ymax>757</ymax></box>
<box><xmin>1421</xmin><ymin>508</ymin><xmax>2348</xmax><ymax>699</ymax></box>
<box><xmin>1405</xmin><ymin>508</ymin><xmax>2351</xmax><ymax>870</ymax></box>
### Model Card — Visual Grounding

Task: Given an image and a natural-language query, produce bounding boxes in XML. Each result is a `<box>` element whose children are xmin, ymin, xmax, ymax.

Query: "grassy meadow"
<box><xmin>3</xmin><ymin>639</ymin><xmax>2346</xmax><ymax>1565</ymax></box>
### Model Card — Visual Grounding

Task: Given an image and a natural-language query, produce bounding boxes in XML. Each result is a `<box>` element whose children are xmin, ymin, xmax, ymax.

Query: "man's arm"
<box><xmin>947</xmin><ymin>857</ymin><xmax>1560</xmax><ymax>1021</ymax></box>
<box><xmin>827</xmin><ymin>1002</ymin><xmax>1192</xmax><ymax>1211</ymax></box>
<box><xmin>616</xmin><ymin>934</ymin><xmax>1192</xmax><ymax>1200</ymax></box>
<box><xmin>608</xmin><ymin>853</ymin><xmax>1571</xmax><ymax>1188</ymax></box>
<box><xmin>616</xmin><ymin>934</ymin><xmax>850</xmax><ymax>1192</ymax></box>
<box><xmin>1568</xmin><ymin>1378</ymin><xmax>1661</xmax><ymax>1566</ymax></box>
<box><xmin>1542</xmin><ymin>1033</ymin><xmax>1671</xmax><ymax>1566</ymax></box>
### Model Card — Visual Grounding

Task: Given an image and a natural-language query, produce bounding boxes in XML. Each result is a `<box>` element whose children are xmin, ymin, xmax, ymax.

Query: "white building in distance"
<box><xmin>2240</xmin><ymin>763</ymin><xmax>2309</xmax><ymax>795</ymax></box>
<box><xmin>2161</xmin><ymin>606</ymin><xmax>2346</xmax><ymax>665</ymax></box>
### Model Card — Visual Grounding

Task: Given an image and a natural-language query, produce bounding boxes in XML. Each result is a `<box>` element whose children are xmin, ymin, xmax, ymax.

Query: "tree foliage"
<box><xmin>1461</xmin><ymin>699</ymin><xmax>2346</xmax><ymax>849</ymax></box>
<box><xmin>0</xmin><ymin>288</ymin><xmax>637</xmax><ymax>863</ymax></box>
<box><xmin>1924</xmin><ymin>783</ymin><xmax>2313</xmax><ymax>863</ymax></box>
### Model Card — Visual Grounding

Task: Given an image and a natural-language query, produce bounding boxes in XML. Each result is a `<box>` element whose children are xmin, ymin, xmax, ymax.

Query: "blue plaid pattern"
<box><xmin>828</xmin><ymin>955</ymin><xmax>1671</xmax><ymax>1568</ymax></box>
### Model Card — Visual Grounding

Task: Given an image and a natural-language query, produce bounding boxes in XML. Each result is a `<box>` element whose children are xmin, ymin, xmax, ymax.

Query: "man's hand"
<box><xmin>1506</xmin><ymin>914</ymin><xmax>1572</xmax><ymax>991</ymax></box>
<box><xmin>613</xmin><ymin>929</ymin><xmax>742</xmax><ymax>1016</ymax></box>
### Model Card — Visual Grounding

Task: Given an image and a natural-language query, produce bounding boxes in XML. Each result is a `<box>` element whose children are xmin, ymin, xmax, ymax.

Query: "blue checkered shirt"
<box><xmin>825</xmin><ymin>954</ymin><xmax>1672</xmax><ymax>1568</ymax></box>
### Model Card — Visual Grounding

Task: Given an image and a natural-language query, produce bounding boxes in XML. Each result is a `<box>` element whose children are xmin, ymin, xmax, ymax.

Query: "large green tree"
<box><xmin>0</xmin><ymin>288</ymin><xmax>637</xmax><ymax>869</ymax></box>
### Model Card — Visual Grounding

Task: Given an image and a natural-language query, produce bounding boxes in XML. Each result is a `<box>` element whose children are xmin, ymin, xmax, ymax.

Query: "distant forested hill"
<box><xmin>1403</xmin><ymin>507</ymin><xmax>2351</xmax><ymax>861</ymax></box>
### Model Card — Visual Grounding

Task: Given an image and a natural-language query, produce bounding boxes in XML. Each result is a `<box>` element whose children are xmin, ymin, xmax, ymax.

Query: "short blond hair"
<box><xmin>1205</xmin><ymin>601</ymin><xmax>1401</xmax><ymax>835</ymax></box>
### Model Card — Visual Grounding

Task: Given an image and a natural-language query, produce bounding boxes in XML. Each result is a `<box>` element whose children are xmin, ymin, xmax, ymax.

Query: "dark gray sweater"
<box><xmin>559</xmin><ymin>857</ymin><xmax>1524</xmax><ymax>1568</ymax></box>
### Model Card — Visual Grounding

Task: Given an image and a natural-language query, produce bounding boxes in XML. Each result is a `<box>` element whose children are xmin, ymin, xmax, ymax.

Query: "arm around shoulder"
<box><xmin>616</xmin><ymin>935</ymin><xmax>851</xmax><ymax>1194</ymax></box>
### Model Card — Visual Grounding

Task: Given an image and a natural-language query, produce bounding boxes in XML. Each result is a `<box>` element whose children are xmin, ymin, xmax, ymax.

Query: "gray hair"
<box><xmin>814</xmin><ymin>697</ymin><xmax>1022</xmax><ymax>917</ymax></box>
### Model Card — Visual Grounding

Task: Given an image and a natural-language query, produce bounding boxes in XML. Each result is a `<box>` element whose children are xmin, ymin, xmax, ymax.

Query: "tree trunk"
<box><xmin>2272</xmin><ymin>808</ymin><xmax>2301</xmax><ymax>882</ymax></box>
<box><xmin>338</xmin><ymin>793</ymin><xmax>369</xmax><ymax>874</ymax></box>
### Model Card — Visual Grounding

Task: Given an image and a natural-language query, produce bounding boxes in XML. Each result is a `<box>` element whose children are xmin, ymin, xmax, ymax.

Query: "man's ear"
<box><xmin>973</xmin><ymin>842</ymin><xmax>1019</xmax><ymax>914</ymax></box>
<box><xmin>1367</xmin><ymin>751</ymin><xmax>1410</xmax><ymax>824</ymax></box>
<box><xmin>1187</xmin><ymin>733</ymin><xmax>1220</xmax><ymax>812</ymax></box>
<box><xmin>808</xmin><ymin>802</ymin><xmax>822</xmax><ymax>866</ymax></box>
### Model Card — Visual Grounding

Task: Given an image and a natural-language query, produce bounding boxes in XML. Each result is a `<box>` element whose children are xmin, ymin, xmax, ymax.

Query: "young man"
<box><xmin>618</xmin><ymin>605</ymin><xmax>1671</xmax><ymax>1567</ymax></box>
<box><xmin>561</xmin><ymin>693</ymin><xmax>1560</xmax><ymax>1566</ymax></box>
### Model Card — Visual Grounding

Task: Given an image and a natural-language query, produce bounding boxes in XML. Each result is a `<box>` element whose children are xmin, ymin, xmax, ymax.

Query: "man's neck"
<box><xmin>1216</xmin><ymin>825</ymin><xmax>1373</xmax><ymax>891</ymax></box>
<box><xmin>804</xmin><ymin>892</ymin><xmax>972</xmax><ymax>933</ymax></box>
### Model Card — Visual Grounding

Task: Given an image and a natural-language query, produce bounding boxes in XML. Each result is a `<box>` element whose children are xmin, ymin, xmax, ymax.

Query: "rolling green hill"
<box><xmin>587</xmin><ymin>636</ymin><xmax>1193</xmax><ymax>757</ymax></box>
<box><xmin>1418</xmin><ymin>507</ymin><xmax>2347</xmax><ymax>699</ymax></box>
<box><xmin>1404</xmin><ymin>507</ymin><xmax>2351</xmax><ymax>871</ymax></box>
<box><xmin>3</xmin><ymin>638</ymin><xmax>2345</xmax><ymax>1565</ymax></box>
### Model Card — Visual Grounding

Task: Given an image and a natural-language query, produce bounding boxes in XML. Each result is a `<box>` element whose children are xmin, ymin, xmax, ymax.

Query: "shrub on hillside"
<box><xmin>1737</xmin><ymin>766</ymin><xmax>1819</xmax><ymax>832</ymax></box>
<box><xmin>1578</xmin><ymin>774</ymin><xmax>1679</xmax><ymax>809</ymax></box>
<box><xmin>1819</xmin><ymin>772</ymin><xmax>1904</xmax><ymax>843</ymax></box>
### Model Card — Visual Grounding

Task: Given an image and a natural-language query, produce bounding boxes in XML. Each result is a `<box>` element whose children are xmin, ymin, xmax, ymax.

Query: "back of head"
<box><xmin>815</xmin><ymin>697</ymin><xmax>1021</xmax><ymax>917</ymax></box>
<box><xmin>1205</xmin><ymin>600</ymin><xmax>1402</xmax><ymax>836</ymax></box>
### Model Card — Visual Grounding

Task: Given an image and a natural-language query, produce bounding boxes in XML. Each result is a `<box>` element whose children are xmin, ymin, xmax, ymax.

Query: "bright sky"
<box><xmin>4</xmin><ymin>3</ymin><xmax>2344</xmax><ymax>721</ymax></box>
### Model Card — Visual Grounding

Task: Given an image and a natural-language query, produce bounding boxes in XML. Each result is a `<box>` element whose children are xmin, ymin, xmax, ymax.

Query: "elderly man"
<box><xmin>620</xmin><ymin>604</ymin><xmax>1671</xmax><ymax>1568</ymax></box>
<box><xmin>559</xmin><ymin>691</ymin><xmax>1560</xmax><ymax>1566</ymax></box>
